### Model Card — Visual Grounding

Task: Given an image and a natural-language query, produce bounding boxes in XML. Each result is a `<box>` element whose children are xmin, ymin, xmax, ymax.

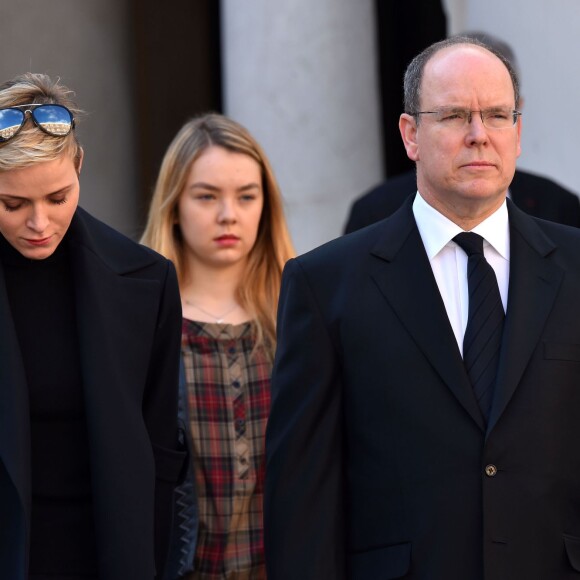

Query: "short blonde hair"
<box><xmin>141</xmin><ymin>113</ymin><xmax>295</xmax><ymax>359</ymax></box>
<box><xmin>0</xmin><ymin>73</ymin><xmax>83</xmax><ymax>172</ymax></box>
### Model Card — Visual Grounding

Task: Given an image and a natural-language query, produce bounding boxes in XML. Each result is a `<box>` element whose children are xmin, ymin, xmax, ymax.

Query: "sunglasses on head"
<box><xmin>0</xmin><ymin>103</ymin><xmax>75</xmax><ymax>142</ymax></box>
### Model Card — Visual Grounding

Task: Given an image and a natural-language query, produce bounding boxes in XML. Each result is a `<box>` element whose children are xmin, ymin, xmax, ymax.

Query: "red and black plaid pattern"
<box><xmin>182</xmin><ymin>319</ymin><xmax>270</xmax><ymax>579</ymax></box>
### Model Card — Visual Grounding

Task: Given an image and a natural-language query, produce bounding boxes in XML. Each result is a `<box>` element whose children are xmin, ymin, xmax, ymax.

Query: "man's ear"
<box><xmin>399</xmin><ymin>114</ymin><xmax>420</xmax><ymax>162</ymax></box>
<box><xmin>515</xmin><ymin>113</ymin><xmax>522</xmax><ymax>159</ymax></box>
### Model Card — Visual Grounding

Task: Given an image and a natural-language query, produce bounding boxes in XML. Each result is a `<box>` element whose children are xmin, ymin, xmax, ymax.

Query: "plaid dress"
<box><xmin>182</xmin><ymin>318</ymin><xmax>270</xmax><ymax>579</ymax></box>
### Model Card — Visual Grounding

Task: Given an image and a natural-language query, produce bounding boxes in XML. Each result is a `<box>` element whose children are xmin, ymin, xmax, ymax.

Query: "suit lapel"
<box><xmin>487</xmin><ymin>202</ymin><xmax>563</xmax><ymax>434</ymax></box>
<box><xmin>0</xmin><ymin>255</ymin><xmax>31</xmax><ymax>579</ymax></box>
<box><xmin>0</xmin><ymin>267</ymin><xmax>31</xmax><ymax>501</ymax></box>
<box><xmin>369</xmin><ymin>201</ymin><xmax>486</xmax><ymax>431</ymax></box>
<box><xmin>66</xmin><ymin>210</ymin><xmax>160</xmax><ymax>577</ymax></box>
<box><xmin>66</xmin><ymin>210</ymin><xmax>161</xmax><ymax>412</ymax></box>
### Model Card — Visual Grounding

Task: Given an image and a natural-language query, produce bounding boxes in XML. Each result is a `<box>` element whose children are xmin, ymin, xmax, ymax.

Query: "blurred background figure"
<box><xmin>141</xmin><ymin>113</ymin><xmax>295</xmax><ymax>579</ymax></box>
<box><xmin>344</xmin><ymin>31</ymin><xmax>580</xmax><ymax>234</ymax></box>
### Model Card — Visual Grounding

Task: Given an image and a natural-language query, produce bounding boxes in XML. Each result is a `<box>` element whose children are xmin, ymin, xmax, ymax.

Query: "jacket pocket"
<box><xmin>543</xmin><ymin>341</ymin><xmax>580</xmax><ymax>362</ymax></box>
<box><xmin>564</xmin><ymin>534</ymin><xmax>580</xmax><ymax>571</ymax></box>
<box><xmin>349</xmin><ymin>541</ymin><xmax>411</xmax><ymax>579</ymax></box>
<box><xmin>153</xmin><ymin>441</ymin><xmax>188</xmax><ymax>483</ymax></box>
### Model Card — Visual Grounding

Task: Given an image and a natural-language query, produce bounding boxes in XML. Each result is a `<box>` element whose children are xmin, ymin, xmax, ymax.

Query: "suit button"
<box><xmin>485</xmin><ymin>464</ymin><xmax>498</xmax><ymax>477</ymax></box>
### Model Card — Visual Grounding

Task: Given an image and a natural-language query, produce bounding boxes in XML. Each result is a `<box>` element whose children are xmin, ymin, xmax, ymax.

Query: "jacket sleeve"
<box><xmin>141</xmin><ymin>259</ymin><xmax>188</xmax><ymax>578</ymax></box>
<box><xmin>163</xmin><ymin>357</ymin><xmax>198</xmax><ymax>579</ymax></box>
<box><xmin>264</xmin><ymin>258</ymin><xmax>347</xmax><ymax>579</ymax></box>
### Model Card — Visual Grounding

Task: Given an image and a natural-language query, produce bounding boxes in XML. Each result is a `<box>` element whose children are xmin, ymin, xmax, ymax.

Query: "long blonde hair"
<box><xmin>141</xmin><ymin>113</ymin><xmax>295</xmax><ymax>360</ymax></box>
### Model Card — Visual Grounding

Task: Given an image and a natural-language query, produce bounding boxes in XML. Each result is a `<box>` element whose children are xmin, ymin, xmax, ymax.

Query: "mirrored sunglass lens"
<box><xmin>32</xmin><ymin>105</ymin><xmax>73</xmax><ymax>136</ymax></box>
<box><xmin>0</xmin><ymin>109</ymin><xmax>25</xmax><ymax>140</ymax></box>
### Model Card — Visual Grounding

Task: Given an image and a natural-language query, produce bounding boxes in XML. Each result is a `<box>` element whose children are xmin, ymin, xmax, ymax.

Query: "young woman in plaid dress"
<box><xmin>142</xmin><ymin>114</ymin><xmax>294</xmax><ymax>579</ymax></box>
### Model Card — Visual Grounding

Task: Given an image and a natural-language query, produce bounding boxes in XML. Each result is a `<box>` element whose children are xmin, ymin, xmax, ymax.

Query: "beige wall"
<box><xmin>222</xmin><ymin>0</ymin><xmax>384</xmax><ymax>254</ymax></box>
<box><xmin>0</xmin><ymin>0</ymin><xmax>139</xmax><ymax>237</ymax></box>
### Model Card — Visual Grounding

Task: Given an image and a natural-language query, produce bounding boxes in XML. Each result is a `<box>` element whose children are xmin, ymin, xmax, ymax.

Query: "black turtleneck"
<box><xmin>0</xmin><ymin>234</ymin><xmax>98</xmax><ymax>578</ymax></box>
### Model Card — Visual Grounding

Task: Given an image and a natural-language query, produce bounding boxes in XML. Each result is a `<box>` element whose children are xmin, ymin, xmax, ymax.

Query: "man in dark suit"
<box><xmin>265</xmin><ymin>36</ymin><xmax>580</xmax><ymax>579</ymax></box>
<box><xmin>344</xmin><ymin>32</ymin><xmax>580</xmax><ymax>234</ymax></box>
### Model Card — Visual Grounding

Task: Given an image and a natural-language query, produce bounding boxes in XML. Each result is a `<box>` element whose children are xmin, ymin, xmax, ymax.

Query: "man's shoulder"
<box><xmin>300</xmin><ymin>199</ymin><xmax>414</xmax><ymax>274</ymax></box>
<box><xmin>531</xmin><ymin>213</ymin><xmax>580</xmax><ymax>241</ymax></box>
<box><xmin>510</xmin><ymin>202</ymin><xmax>580</xmax><ymax>263</ymax></box>
<box><xmin>298</xmin><ymin>221</ymin><xmax>384</xmax><ymax>271</ymax></box>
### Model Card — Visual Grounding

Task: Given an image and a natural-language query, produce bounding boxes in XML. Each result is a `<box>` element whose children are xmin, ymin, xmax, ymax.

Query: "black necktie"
<box><xmin>453</xmin><ymin>232</ymin><xmax>505</xmax><ymax>422</ymax></box>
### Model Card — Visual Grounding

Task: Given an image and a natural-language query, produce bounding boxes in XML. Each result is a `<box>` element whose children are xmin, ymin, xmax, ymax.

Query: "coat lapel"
<box><xmin>66</xmin><ymin>210</ymin><xmax>161</xmax><ymax>578</ymax></box>
<box><xmin>487</xmin><ymin>202</ymin><xmax>563</xmax><ymax>434</ymax></box>
<box><xmin>66</xmin><ymin>210</ymin><xmax>161</xmax><ymax>423</ymax></box>
<box><xmin>369</xmin><ymin>201</ymin><xmax>486</xmax><ymax>431</ymax></box>
<box><xmin>0</xmin><ymin>262</ymin><xmax>30</xmax><ymax>579</ymax></box>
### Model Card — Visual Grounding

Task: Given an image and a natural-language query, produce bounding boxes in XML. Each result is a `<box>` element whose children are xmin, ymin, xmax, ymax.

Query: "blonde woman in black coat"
<box><xmin>0</xmin><ymin>73</ymin><xmax>186</xmax><ymax>580</ymax></box>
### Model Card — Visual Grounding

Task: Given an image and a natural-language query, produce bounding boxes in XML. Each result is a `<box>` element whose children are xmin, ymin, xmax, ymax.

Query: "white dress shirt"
<box><xmin>412</xmin><ymin>192</ymin><xmax>510</xmax><ymax>356</ymax></box>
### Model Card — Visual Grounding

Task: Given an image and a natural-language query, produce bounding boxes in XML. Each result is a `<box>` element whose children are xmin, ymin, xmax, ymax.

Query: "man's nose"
<box><xmin>465</xmin><ymin>112</ymin><xmax>489</xmax><ymax>145</ymax></box>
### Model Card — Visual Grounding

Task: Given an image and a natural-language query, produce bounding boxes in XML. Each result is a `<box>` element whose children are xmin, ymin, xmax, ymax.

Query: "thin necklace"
<box><xmin>184</xmin><ymin>299</ymin><xmax>239</xmax><ymax>323</ymax></box>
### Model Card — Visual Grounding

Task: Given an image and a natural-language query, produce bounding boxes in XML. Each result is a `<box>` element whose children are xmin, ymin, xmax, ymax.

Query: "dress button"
<box><xmin>228</xmin><ymin>346</ymin><xmax>236</xmax><ymax>354</ymax></box>
<box><xmin>232</xmin><ymin>380</ymin><xmax>241</xmax><ymax>389</ymax></box>
<box><xmin>485</xmin><ymin>464</ymin><xmax>498</xmax><ymax>477</ymax></box>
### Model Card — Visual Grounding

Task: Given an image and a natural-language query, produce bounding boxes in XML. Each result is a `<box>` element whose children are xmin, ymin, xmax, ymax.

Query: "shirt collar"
<box><xmin>412</xmin><ymin>191</ymin><xmax>510</xmax><ymax>260</ymax></box>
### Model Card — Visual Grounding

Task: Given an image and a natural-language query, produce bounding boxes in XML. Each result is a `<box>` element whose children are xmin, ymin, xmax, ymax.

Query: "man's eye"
<box><xmin>440</xmin><ymin>112</ymin><xmax>463</xmax><ymax>121</ymax></box>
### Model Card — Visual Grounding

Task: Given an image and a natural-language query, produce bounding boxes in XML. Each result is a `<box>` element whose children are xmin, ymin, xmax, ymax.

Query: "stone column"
<box><xmin>222</xmin><ymin>0</ymin><xmax>384</xmax><ymax>253</ymax></box>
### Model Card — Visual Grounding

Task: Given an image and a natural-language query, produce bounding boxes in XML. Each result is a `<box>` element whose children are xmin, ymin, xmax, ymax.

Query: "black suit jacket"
<box><xmin>0</xmin><ymin>207</ymin><xmax>185</xmax><ymax>580</ymax></box>
<box><xmin>265</xmin><ymin>198</ymin><xmax>580</xmax><ymax>579</ymax></box>
<box><xmin>344</xmin><ymin>168</ymin><xmax>580</xmax><ymax>233</ymax></box>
